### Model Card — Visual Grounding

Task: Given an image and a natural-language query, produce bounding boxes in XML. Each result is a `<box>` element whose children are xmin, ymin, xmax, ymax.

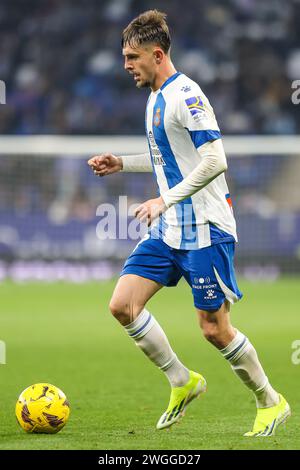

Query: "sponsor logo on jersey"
<box><xmin>185</xmin><ymin>96</ymin><xmax>205</xmax><ymax>118</ymax></box>
<box><xmin>148</xmin><ymin>131</ymin><xmax>166</xmax><ymax>165</ymax></box>
<box><xmin>181</xmin><ymin>85</ymin><xmax>191</xmax><ymax>93</ymax></box>
<box><xmin>153</xmin><ymin>155</ymin><xmax>166</xmax><ymax>165</ymax></box>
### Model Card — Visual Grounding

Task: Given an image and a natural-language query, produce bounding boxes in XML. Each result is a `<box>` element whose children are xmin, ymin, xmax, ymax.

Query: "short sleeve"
<box><xmin>176</xmin><ymin>86</ymin><xmax>221</xmax><ymax>149</ymax></box>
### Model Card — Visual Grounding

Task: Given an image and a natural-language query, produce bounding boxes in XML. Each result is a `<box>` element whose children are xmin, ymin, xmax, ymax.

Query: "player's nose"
<box><xmin>124</xmin><ymin>57</ymin><xmax>132</xmax><ymax>72</ymax></box>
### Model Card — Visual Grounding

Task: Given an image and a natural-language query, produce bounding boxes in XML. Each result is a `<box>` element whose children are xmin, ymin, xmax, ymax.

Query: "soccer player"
<box><xmin>88</xmin><ymin>10</ymin><xmax>290</xmax><ymax>436</ymax></box>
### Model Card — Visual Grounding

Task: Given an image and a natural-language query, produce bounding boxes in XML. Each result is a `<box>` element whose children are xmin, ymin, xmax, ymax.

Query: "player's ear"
<box><xmin>153</xmin><ymin>49</ymin><xmax>164</xmax><ymax>65</ymax></box>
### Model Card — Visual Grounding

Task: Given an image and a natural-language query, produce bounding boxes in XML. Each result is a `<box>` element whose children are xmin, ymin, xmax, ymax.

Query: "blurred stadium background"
<box><xmin>0</xmin><ymin>0</ymin><xmax>300</xmax><ymax>281</ymax></box>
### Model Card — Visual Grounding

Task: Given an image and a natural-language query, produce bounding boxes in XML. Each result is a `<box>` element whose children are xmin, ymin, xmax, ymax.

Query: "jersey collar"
<box><xmin>160</xmin><ymin>71</ymin><xmax>182</xmax><ymax>91</ymax></box>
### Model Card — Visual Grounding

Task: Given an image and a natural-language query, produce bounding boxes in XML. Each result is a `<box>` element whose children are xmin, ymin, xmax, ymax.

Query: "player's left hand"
<box><xmin>134</xmin><ymin>196</ymin><xmax>167</xmax><ymax>227</ymax></box>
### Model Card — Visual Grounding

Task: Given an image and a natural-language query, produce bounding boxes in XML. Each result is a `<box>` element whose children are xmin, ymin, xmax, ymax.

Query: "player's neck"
<box><xmin>151</xmin><ymin>62</ymin><xmax>177</xmax><ymax>92</ymax></box>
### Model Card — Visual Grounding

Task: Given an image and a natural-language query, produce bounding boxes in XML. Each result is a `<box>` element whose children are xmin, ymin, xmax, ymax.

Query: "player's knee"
<box><xmin>109</xmin><ymin>297</ymin><xmax>144</xmax><ymax>325</ymax></box>
<box><xmin>198</xmin><ymin>311</ymin><xmax>219</xmax><ymax>342</ymax></box>
<box><xmin>200</xmin><ymin>318</ymin><xmax>235</xmax><ymax>349</ymax></box>
<box><xmin>109</xmin><ymin>297</ymin><xmax>128</xmax><ymax>322</ymax></box>
<box><xmin>201</xmin><ymin>321</ymin><xmax>220</xmax><ymax>344</ymax></box>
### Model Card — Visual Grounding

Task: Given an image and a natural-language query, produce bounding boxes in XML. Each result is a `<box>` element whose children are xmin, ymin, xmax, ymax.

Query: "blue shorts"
<box><xmin>120</xmin><ymin>236</ymin><xmax>243</xmax><ymax>312</ymax></box>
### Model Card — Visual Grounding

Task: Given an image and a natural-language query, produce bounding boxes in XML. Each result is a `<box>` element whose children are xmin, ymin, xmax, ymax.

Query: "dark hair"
<box><xmin>121</xmin><ymin>10</ymin><xmax>171</xmax><ymax>53</ymax></box>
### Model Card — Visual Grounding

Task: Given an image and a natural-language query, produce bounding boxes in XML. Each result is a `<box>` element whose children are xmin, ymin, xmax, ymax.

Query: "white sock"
<box><xmin>124</xmin><ymin>308</ymin><xmax>190</xmax><ymax>387</ymax></box>
<box><xmin>220</xmin><ymin>330</ymin><xmax>279</xmax><ymax>408</ymax></box>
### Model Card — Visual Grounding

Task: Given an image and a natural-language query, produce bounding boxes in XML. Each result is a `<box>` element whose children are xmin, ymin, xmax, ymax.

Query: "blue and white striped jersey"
<box><xmin>145</xmin><ymin>71</ymin><xmax>237</xmax><ymax>250</ymax></box>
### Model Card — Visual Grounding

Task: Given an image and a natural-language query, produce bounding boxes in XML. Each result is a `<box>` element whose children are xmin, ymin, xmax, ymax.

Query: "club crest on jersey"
<box><xmin>153</xmin><ymin>107</ymin><xmax>161</xmax><ymax>127</ymax></box>
<box><xmin>185</xmin><ymin>96</ymin><xmax>205</xmax><ymax>118</ymax></box>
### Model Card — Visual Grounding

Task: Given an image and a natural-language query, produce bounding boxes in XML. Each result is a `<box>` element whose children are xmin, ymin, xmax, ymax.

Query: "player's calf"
<box><xmin>196</xmin><ymin>303</ymin><xmax>285</xmax><ymax>435</ymax></box>
<box><xmin>108</xmin><ymin>274</ymin><xmax>190</xmax><ymax>390</ymax></box>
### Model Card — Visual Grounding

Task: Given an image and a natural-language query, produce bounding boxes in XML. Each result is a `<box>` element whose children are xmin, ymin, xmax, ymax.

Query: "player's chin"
<box><xmin>136</xmin><ymin>79</ymin><xmax>150</xmax><ymax>89</ymax></box>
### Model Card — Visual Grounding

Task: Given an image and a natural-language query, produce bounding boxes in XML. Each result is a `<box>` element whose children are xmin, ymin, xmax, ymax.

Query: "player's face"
<box><xmin>123</xmin><ymin>44</ymin><xmax>157</xmax><ymax>89</ymax></box>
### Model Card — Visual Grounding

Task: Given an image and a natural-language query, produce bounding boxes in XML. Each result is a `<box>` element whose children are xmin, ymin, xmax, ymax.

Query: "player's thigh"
<box><xmin>110</xmin><ymin>273</ymin><xmax>163</xmax><ymax>324</ymax></box>
<box><xmin>111</xmin><ymin>235</ymin><xmax>181</xmax><ymax>323</ymax></box>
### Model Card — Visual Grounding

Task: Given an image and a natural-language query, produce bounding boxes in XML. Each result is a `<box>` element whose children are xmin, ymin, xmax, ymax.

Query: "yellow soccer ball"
<box><xmin>16</xmin><ymin>383</ymin><xmax>70</xmax><ymax>434</ymax></box>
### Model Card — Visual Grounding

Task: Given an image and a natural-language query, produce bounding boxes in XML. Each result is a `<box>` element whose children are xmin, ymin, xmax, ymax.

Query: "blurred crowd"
<box><xmin>0</xmin><ymin>152</ymin><xmax>290</xmax><ymax>221</ymax></box>
<box><xmin>0</xmin><ymin>0</ymin><xmax>300</xmax><ymax>135</ymax></box>
<box><xmin>1</xmin><ymin>153</ymin><xmax>299</xmax><ymax>275</ymax></box>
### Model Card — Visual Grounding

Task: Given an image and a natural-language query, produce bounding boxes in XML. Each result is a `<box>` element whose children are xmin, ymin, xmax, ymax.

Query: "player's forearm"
<box><xmin>120</xmin><ymin>153</ymin><xmax>153</xmax><ymax>172</ymax></box>
<box><xmin>161</xmin><ymin>139</ymin><xmax>227</xmax><ymax>208</ymax></box>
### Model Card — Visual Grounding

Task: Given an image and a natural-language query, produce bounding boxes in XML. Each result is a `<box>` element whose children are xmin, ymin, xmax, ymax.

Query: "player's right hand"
<box><xmin>87</xmin><ymin>153</ymin><xmax>123</xmax><ymax>176</ymax></box>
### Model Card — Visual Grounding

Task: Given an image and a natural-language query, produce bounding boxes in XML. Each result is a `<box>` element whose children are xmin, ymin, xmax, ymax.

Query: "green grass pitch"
<box><xmin>0</xmin><ymin>278</ymin><xmax>299</xmax><ymax>450</ymax></box>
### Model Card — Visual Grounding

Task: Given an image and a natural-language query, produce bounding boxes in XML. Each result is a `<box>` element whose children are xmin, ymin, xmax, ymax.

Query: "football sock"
<box><xmin>124</xmin><ymin>308</ymin><xmax>190</xmax><ymax>387</ymax></box>
<box><xmin>220</xmin><ymin>330</ymin><xmax>279</xmax><ymax>408</ymax></box>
